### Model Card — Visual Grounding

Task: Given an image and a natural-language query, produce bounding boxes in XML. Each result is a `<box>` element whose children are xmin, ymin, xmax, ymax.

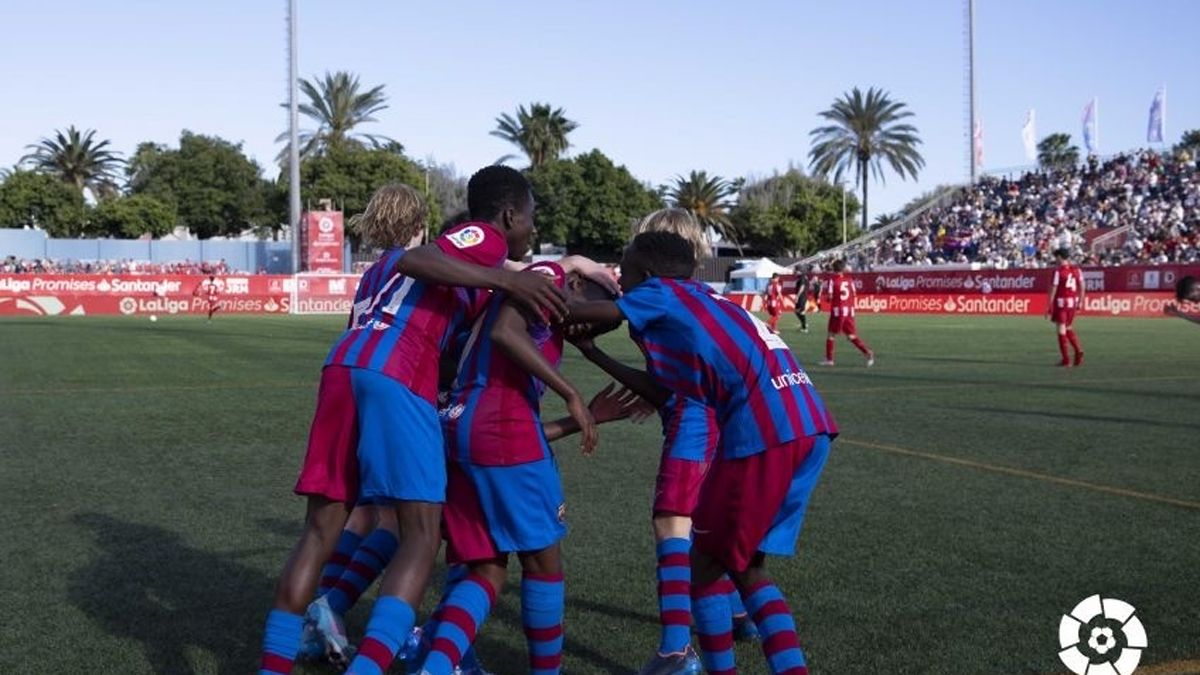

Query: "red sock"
<box><xmin>849</xmin><ymin>337</ymin><xmax>871</xmax><ymax>356</ymax></box>
<box><xmin>1066</xmin><ymin>329</ymin><xmax>1081</xmax><ymax>354</ymax></box>
<box><xmin>1057</xmin><ymin>334</ymin><xmax>1070</xmax><ymax>363</ymax></box>
<box><xmin>825</xmin><ymin>338</ymin><xmax>834</xmax><ymax>361</ymax></box>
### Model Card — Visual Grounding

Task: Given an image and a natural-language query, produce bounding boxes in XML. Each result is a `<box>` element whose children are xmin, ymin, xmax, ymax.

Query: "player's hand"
<box><xmin>587</xmin><ymin>382</ymin><xmax>648</xmax><ymax>424</ymax></box>
<box><xmin>564</xmin><ymin>322</ymin><xmax>596</xmax><ymax>351</ymax></box>
<box><xmin>566</xmin><ymin>393</ymin><xmax>598</xmax><ymax>456</ymax></box>
<box><xmin>560</xmin><ymin>255</ymin><xmax>620</xmax><ymax>296</ymax></box>
<box><xmin>505</xmin><ymin>270</ymin><xmax>567</xmax><ymax>322</ymax></box>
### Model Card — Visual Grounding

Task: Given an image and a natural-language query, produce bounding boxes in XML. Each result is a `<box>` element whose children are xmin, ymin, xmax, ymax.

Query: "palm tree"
<box><xmin>1037</xmin><ymin>133</ymin><xmax>1080</xmax><ymax>172</ymax></box>
<box><xmin>20</xmin><ymin>126</ymin><xmax>123</xmax><ymax>199</ymax></box>
<box><xmin>873</xmin><ymin>213</ymin><xmax>902</xmax><ymax>229</ymax></box>
<box><xmin>1173</xmin><ymin>129</ymin><xmax>1200</xmax><ymax>156</ymax></box>
<box><xmin>667</xmin><ymin>170</ymin><xmax>740</xmax><ymax>253</ymax></box>
<box><xmin>277</xmin><ymin>71</ymin><xmax>393</xmax><ymax>162</ymax></box>
<box><xmin>491</xmin><ymin>103</ymin><xmax>579</xmax><ymax>168</ymax></box>
<box><xmin>809</xmin><ymin>87</ymin><xmax>924</xmax><ymax>233</ymax></box>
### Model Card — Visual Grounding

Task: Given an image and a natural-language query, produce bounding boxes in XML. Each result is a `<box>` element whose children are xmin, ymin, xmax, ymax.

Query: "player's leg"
<box><xmin>651</xmin><ymin>514</ymin><xmax>696</xmax><ymax>657</ymax></box>
<box><xmin>317</xmin><ymin>506</ymin><xmax>376</xmax><ymax>598</ymax></box>
<box><xmin>1055</xmin><ymin>319</ymin><xmax>1071</xmax><ymax>366</ymax></box>
<box><xmin>344</xmin><ymin>369</ymin><xmax>447</xmax><ymax>675</ymax></box>
<box><xmin>262</xmin><ymin>496</ymin><xmax>353</xmax><ymax>674</ymax></box>
<box><xmin>518</xmin><ymin>545</ymin><xmax>565</xmax><ymax>675</ymax></box>
<box><xmin>323</xmin><ymin>506</ymin><xmax>399</xmax><ymax>615</ymax></box>
<box><xmin>821</xmin><ymin>317</ymin><xmax>838</xmax><ymax>365</ymax></box>
<box><xmin>768</xmin><ymin>310</ymin><xmax>780</xmax><ymax>333</ymax></box>
<box><xmin>1064</xmin><ymin>314</ymin><xmax>1083</xmax><ymax>365</ymax></box>
<box><xmin>420</xmin><ymin>558</ymin><xmax>504</xmax><ymax>675</ymax></box>
<box><xmin>796</xmin><ymin>305</ymin><xmax>808</xmax><ymax>332</ymax></box>
<box><xmin>300</xmin><ymin>505</ymin><xmax>381</xmax><ymax>663</ymax></box>
<box><xmin>263</xmin><ymin>365</ymin><xmax>360</xmax><ymax>673</ymax></box>
<box><xmin>845</xmin><ymin>320</ymin><xmax>874</xmax><ymax>366</ymax></box>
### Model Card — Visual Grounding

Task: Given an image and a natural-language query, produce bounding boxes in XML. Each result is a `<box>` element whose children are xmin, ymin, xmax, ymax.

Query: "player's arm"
<box><xmin>566</xmin><ymin>299</ymin><xmax>625</xmax><ymax>326</ymax></box>
<box><xmin>1046</xmin><ymin>270</ymin><xmax>1059</xmax><ymax>316</ymax></box>
<box><xmin>542</xmin><ymin>383</ymin><xmax>644</xmax><ymax>442</ymax></box>
<box><xmin>1076</xmin><ymin>269</ymin><xmax>1086</xmax><ymax>305</ymax></box>
<box><xmin>396</xmin><ymin>245</ymin><xmax>567</xmax><ymax>320</ymax></box>
<box><xmin>568</xmin><ymin>329</ymin><xmax>670</xmax><ymax>409</ymax></box>
<box><xmin>1164</xmin><ymin>304</ymin><xmax>1200</xmax><ymax>325</ymax></box>
<box><xmin>489</xmin><ymin>302</ymin><xmax>597</xmax><ymax>455</ymax></box>
<box><xmin>502</xmin><ymin>256</ymin><xmax>620</xmax><ymax>296</ymax></box>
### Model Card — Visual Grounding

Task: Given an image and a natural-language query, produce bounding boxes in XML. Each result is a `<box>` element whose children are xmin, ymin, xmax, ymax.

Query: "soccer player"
<box><xmin>569</xmin><ymin>230</ymin><xmax>838</xmax><ymax>675</ymax></box>
<box><xmin>194</xmin><ymin>274</ymin><xmax>223</xmax><ymax>321</ymax></box>
<box><xmin>417</xmin><ymin>263</ymin><xmax>638</xmax><ymax>675</ymax></box>
<box><xmin>764</xmin><ymin>273</ymin><xmax>784</xmax><ymax>334</ymax></box>
<box><xmin>820</xmin><ymin>259</ymin><xmax>873</xmax><ymax>367</ymax></box>
<box><xmin>792</xmin><ymin>268</ymin><xmax>813</xmax><ymax>333</ymax></box>
<box><xmin>628</xmin><ymin>209</ymin><xmax>760</xmax><ymax>671</ymax></box>
<box><xmin>259</xmin><ymin>173</ymin><xmax>567</xmax><ymax>675</ymax></box>
<box><xmin>1047</xmin><ymin>248</ymin><xmax>1085</xmax><ymax>366</ymax></box>
<box><xmin>1164</xmin><ymin>275</ymin><xmax>1200</xmax><ymax>325</ymax></box>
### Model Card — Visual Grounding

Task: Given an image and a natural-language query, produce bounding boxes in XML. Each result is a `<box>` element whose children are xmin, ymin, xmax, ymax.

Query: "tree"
<box><xmin>809</xmin><ymin>87</ymin><xmax>924</xmax><ymax>233</ymax></box>
<box><xmin>298</xmin><ymin>146</ymin><xmax>434</xmax><ymax>241</ymax></box>
<box><xmin>276</xmin><ymin>71</ymin><xmax>393</xmax><ymax>163</ymax></box>
<box><xmin>666</xmin><ymin>171</ymin><xmax>740</xmax><ymax>252</ymax></box>
<box><xmin>1036</xmin><ymin>133</ymin><xmax>1080</xmax><ymax>172</ymax></box>
<box><xmin>20</xmin><ymin>126</ymin><xmax>123</xmax><ymax>199</ymax></box>
<box><xmin>492</xmin><ymin>103</ymin><xmax>579</xmax><ymax>168</ymax></box>
<box><xmin>525</xmin><ymin>149</ymin><xmax>662</xmax><ymax>259</ymax></box>
<box><xmin>128</xmin><ymin>131</ymin><xmax>275</xmax><ymax>238</ymax></box>
<box><xmin>91</xmin><ymin>195</ymin><xmax>176</xmax><ymax>238</ymax></box>
<box><xmin>730</xmin><ymin>170</ymin><xmax>859</xmax><ymax>256</ymax></box>
<box><xmin>0</xmin><ymin>170</ymin><xmax>87</xmax><ymax>236</ymax></box>
<box><xmin>1175</xmin><ymin>129</ymin><xmax>1200</xmax><ymax>156</ymax></box>
<box><xmin>422</xmin><ymin>160</ymin><xmax>467</xmax><ymax>228</ymax></box>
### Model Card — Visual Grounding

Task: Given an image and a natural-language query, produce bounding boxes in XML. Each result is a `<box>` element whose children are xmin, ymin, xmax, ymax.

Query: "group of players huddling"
<box><xmin>258</xmin><ymin>165</ymin><xmax>838</xmax><ymax>675</ymax></box>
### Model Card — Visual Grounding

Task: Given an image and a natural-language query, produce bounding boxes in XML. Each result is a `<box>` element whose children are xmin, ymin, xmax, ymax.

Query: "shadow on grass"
<box><xmin>946</xmin><ymin>405</ymin><xmax>1200</xmax><ymax>431</ymax></box>
<box><xmin>68</xmin><ymin>512</ymin><xmax>273</xmax><ymax>675</ymax></box>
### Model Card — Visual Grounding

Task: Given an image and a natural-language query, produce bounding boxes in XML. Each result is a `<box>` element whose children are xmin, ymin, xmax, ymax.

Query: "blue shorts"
<box><xmin>758</xmin><ymin>434</ymin><xmax>832</xmax><ymax>557</ymax></box>
<box><xmin>443</xmin><ymin>456</ymin><xmax>566</xmax><ymax>563</ymax></box>
<box><xmin>351</xmin><ymin>368</ymin><xmax>445</xmax><ymax>503</ymax></box>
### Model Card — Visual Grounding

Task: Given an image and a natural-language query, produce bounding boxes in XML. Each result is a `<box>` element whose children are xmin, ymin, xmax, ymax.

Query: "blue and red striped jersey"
<box><xmin>324</xmin><ymin>222</ymin><xmax>508</xmax><ymax>404</ymax></box>
<box><xmin>442</xmin><ymin>262</ymin><xmax>566</xmax><ymax>466</ymax></box>
<box><xmin>616</xmin><ymin>277</ymin><xmax>837</xmax><ymax>459</ymax></box>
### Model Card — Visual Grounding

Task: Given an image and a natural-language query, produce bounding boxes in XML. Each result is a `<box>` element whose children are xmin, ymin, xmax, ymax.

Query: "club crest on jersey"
<box><xmin>440</xmin><ymin>403</ymin><xmax>466</xmax><ymax>421</ymax></box>
<box><xmin>447</xmin><ymin>226</ymin><xmax>485</xmax><ymax>249</ymax></box>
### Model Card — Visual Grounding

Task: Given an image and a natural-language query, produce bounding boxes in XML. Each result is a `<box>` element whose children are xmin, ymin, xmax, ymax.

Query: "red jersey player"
<box><xmin>194</xmin><ymin>274</ymin><xmax>223</xmax><ymax>321</ymax></box>
<box><xmin>764</xmin><ymin>273</ymin><xmax>784</xmax><ymax>334</ymax></box>
<box><xmin>1047</xmin><ymin>248</ymin><xmax>1086</xmax><ymax>366</ymax></box>
<box><xmin>820</xmin><ymin>260</ymin><xmax>874</xmax><ymax>367</ymax></box>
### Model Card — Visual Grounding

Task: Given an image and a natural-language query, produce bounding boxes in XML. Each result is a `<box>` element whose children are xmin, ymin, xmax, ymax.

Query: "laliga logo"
<box><xmin>119</xmin><ymin>297</ymin><xmax>138</xmax><ymax>315</ymax></box>
<box><xmin>1058</xmin><ymin>595</ymin><xmax>1146</xmax><ymax>675</ymax></box>
<box><xmin>318</xmin><ymin>217</ymin><xmax>335</xmax><ymax>234</ymax></box>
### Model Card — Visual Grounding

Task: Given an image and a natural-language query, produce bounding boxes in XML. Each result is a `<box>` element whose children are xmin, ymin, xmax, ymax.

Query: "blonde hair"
<box><xmin>632</xmin><ymin>208</ymin><xmax>710</xmax><ymax>260</ymax></box>
<box><xmin>349</xmin><ymin>183</ymin><xmax>428</xmax><ymax>249</ymax></box>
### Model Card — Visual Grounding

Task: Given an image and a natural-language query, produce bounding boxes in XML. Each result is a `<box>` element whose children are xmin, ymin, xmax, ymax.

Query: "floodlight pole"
<box><xmin>841</xmin><ymin>182</ymin><xmax>847</xmax><ymax>244</ymax></box>
<box><xmin>968</xmin><ymin>0</ymin><xmax>977</xmax><ymax>183</ymax></box>
<box><xmin>287</xmin><ymin>0</ymin><xmax>302</xmax><ymax>272</ymax></box>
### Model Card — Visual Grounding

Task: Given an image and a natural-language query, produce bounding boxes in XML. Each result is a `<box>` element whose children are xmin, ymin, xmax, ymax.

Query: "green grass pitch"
<box><xmin>1</xmin><ymin>313</ymin><xmax>1197</xmax><ymax>674</ymax></box>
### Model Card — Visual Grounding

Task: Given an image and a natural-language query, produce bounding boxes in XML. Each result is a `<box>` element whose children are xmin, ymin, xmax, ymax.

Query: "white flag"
<box><xmin>1147</xmin><ymin>87</ymin><xmax>1165</xmax><ymax>143</ymax></box>
<box><xmin>1021</xmin><ymin>109</ymin><xmax>1037</xmax><ymax>162</ymax></box>
<box><xmin>973</xmin><ymin>119</ymin><xmax>984</xmax><ymax>170</ymax></box>
<box><xmin>1082</xmin><ymin>98</ymin><xmax>1098</xmax><ymax>154</ymax></box>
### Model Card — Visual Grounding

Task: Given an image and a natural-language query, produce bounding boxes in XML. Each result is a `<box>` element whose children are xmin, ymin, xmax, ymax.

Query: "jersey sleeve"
<box><xmin>435</xmin><ymin>223</ymin><xmax>508</xmax><ymax>268</ymax></box>
<box><xmin>1052</xmin><ymin>270</ymin><xmax>1061</xmax><ymax>290</ymax></box>
<box><xmin>615</xmin><ymin>279</ymin><xmax>668</xmax><ymax>332</ymax></box>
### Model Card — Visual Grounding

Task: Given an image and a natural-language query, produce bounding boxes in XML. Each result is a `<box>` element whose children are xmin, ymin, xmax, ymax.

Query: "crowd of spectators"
<box><xmin>849</xmin><ymin>149</ymin><xmax>1199</xmax><ymax>269</ymax></box>
<box><xmin>1</xmin><ymin>257</ymin><xmax>236</xmax><ymax>275</ymax></box>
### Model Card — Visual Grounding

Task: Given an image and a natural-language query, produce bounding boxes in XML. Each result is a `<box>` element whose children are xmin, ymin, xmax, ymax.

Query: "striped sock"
<box><xmin>318</xmin><ymin>530</ymin><xmax>363</xmax><ymax>596</ymax></box>
<box><xmin>345</xmin><ymin>596</ymin><xmax>415</xmax><ymax>675</ymax></box>
<box><xmin>656</xmin><ymin>537</ymin><xmax>692</xmax><ymax>654</ymax></box>
<box><xmin>324</xmin><ymin>528</ymin><xmax>398</xmax><ymax>615</ymax></box>
<box><xmin>422</xmin><ymin>573</ymin><xmax>497</xmax><ymax>675</ymax></box>
<box><xmin>259</xmin><ymin>610</ymin><xmax>304</xmax><ymax>674</ymax></box>
<box><xmin>691</xmin><ymin>580</ymin><xmax>735</xmax><ymax>675</ymax></box>
<box><xmin>522</xmin><ymin>571</ymin><xmax>565</xmax><ymax>675</ymax></box>
<box><xmin>719</xmin><ymin>575</ymin><xmax>747</xmax><ymax>618</ymax></box>
<box><xmin>745</xmin><ymin>581</ymin><xmax>808</xmax><ymax>675</ymax></box>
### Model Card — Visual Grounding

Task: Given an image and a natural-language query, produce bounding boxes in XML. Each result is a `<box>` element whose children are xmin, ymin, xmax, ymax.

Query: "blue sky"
<box><xmin>2</xmin><ymin>0</ymin><xmax>1197</xmax><ymax>218</ymax></box>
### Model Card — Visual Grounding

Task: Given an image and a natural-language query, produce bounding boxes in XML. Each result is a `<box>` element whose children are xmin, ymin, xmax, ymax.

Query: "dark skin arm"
<box><xmin>490</xmin><ymin>302</ymin><xmax>597</xmax><ymax>455</ymax></box>
<box><xmin>396</xmin><ymin>244</ymin><xmax>567</xmax><ymax>320</ymax></box>
<box><xmin>542</xmin><ymin>383</ymin><xmax>644</xmax><ymax>442</ymax></box>
<box><xmin>568</xmin><ymin>330</ymin><xmax>671</xmax><ymax>410</ymax></box>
